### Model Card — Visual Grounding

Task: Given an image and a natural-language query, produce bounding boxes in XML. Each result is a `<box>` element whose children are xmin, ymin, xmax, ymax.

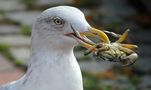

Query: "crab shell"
<box><xmin>93</xmin><ymin>42</ymin><xmax>138</xmax><ymax>66</ymax></box>
<box><xmin>82</xmin><ymin>29</ymin><xmax>138</xmax><ymax>66</ymax></box>
<box><xmin>94</xmin><ymin>43</ymin><xmax>127</xmax><ymax>61</ymax></box>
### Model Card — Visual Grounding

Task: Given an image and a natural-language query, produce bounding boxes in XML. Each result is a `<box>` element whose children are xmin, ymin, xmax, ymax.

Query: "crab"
<box><xmin>79</xmin><ymin>28</ymin><xmax>138</xmax><ymax>66</ymax></box>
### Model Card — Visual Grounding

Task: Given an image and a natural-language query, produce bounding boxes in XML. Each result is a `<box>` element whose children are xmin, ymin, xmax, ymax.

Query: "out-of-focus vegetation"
<box><xmin>0</xmin><ymin>43</ymin><xmax>26</xmax><ymax>70</ymax></box>
<box><xmin>83</xmin><ymin>72</ymin><xmax>100</xmax><ymax>90</ymax></box>
<box><xmin>19</xmin><ymin>0</ymin><xmax>38</xmax><ymax>9</ymax></box>
<box><xmin>20</xmin><ymin>25</ymin><xmax>31</xmax><ymax>36</ymax></box>
<box><xmin>0</xmin><ymin>43</ymin><xmax>13</xmax><ymax>61</ymax></box>
<box><xmin>0</xmin><ymin>12</ymin><xmax>20</xmax><ymax>25</ymax></box>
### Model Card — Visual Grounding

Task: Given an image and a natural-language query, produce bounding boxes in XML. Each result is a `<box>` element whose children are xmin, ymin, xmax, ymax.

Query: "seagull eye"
<box><xmin>53</xmin><ymin>17</ymin><xmax>63</xmax><ymax>25</ymax></box>
<box><xmin>54</xmin><ymin>19</ymin><xmax>62</xmax><ymax>25</ymax></box>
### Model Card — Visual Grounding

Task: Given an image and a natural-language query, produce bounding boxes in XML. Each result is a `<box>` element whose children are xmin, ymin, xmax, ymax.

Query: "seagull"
<box><xmin>0</xmin><ymin>6</ymin><xmax>107</xmax><ymax>90</ymax></box>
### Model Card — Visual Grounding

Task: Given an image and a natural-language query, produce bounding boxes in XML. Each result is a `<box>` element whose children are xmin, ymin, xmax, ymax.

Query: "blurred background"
<box><xmin>0</xmin><ymin>0</ymin><xmax>151</xmax><ymax>90</ymax></box>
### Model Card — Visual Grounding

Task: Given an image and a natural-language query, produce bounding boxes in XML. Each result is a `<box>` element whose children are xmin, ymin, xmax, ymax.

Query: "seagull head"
<box><xmin>32</xmin><ymin>6</ymin><xmax>108</xmax><ymax>50</ymax></box>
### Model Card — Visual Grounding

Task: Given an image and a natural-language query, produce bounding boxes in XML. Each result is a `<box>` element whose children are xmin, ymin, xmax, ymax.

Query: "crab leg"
<box><xmin>82</xmin><ymin>35</ymin><xmax>95</xmax><ymax>45</ymax></box>
<box><xmin>84</xmin><ymin>44</ymin><xmax>99</xmax><ymax>55</ymax></box>
<box><xmin>116</xmin><ymin>29</ymin><xmax>129</xmax><ymax>43</ymax></box>
<box><xmin>121</xmin><ymin>44</ymin><xmax>138</xmax><ymax>50</ymax></box>
<box><xmin>78</xmin><ymin>40</ymin><xmax>97</xmax><ymax>51</ymax></box>
<box><xmin>119</xmin><ymin>46</ymin><xmax>134</xmax><ymax>54</ymax></box>
<box><xmin>103</xmin><ymin>30</ymin><xmax>121</xmax><ymax>38</ymax></box>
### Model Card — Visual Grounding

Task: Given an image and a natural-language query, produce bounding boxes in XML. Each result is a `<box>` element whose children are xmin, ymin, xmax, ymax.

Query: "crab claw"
<box><xmin>121</xmin><ymin>53</ymin><xmax>138</xmax><ymax>66</ymax></box>
<box><xmin>119</xmin><ymin>45</ymin><xmax>138</xmax><ymax>66</ymax></box>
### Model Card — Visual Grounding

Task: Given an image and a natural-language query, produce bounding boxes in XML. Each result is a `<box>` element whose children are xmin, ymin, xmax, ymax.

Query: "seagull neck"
<box><xmin>29</xmin><ymin>46</ymin><xmax>75</xmax><ymax>67</ymax></box>
<box><xmin>20</xmin><ymin>45</ymin><xmax>83</xmax><ymax>90</ymax></box>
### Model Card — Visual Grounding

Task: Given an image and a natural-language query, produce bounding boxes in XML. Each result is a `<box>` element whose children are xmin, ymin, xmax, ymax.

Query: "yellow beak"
<box><xmin>79</xmin><ymin>27</ymin><xmax>110</xmax><ymax>51</ymax></box>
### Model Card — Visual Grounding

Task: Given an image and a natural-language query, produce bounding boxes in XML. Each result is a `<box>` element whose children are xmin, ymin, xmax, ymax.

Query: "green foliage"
<box><xmin>74</xmin><ymin>0</ymin><xmax>98</xmax><ymax>7</ymax></box>
<box><xmin>130</xmin><ymin>75</ymin><xmax>140</xmax><ymax>86</ymax></box>
<box><xmin>14</xmin><ymin>59</ymin><xmax>27</xmax><ymax>70</ymax></box>
<box><xmin>19</xmin><ymin>0</ymin><xmax>38</xmax><ymax>8</ymax></box>
<box><xmin>0</xmin><ymin>10</ymin><xmax>5</xmax><ymax>15</ymax></box>
<box><xmin>80</xmin><ymin>0</ymin><xmax>95</xmax><ymax>6</ymax></box>
<box><xmin>20</xmin><ymin>25</ymin><xmax>31</xmax><ymax>36</ymax></box>
<box><xmin>82</xmin><ymin>72</ymin><xmax>101</xmax><ymax>90</ymax></box>
<box><xmin>0</xmin><ymin>43</ymin><xmax>27</xmax><ymax>70</ymax></box>
<box><xmin>0</xmin><ymin>10</ymin><xmax>20</xmax><ymax>25</ymax></box>
<box><xmin>0</xmin><ymin>43</ymin><xmax>14</xmax><ymax>60</ymax></box>
<box><xmin>0</xmin><ymin>17</ymin><xmax>20</xmax><ymax>25</ymax></box>
<box><xmin>102</xmin><ymin>85</ymin><xmax>112</xmax><ymax>90</ymax></box>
